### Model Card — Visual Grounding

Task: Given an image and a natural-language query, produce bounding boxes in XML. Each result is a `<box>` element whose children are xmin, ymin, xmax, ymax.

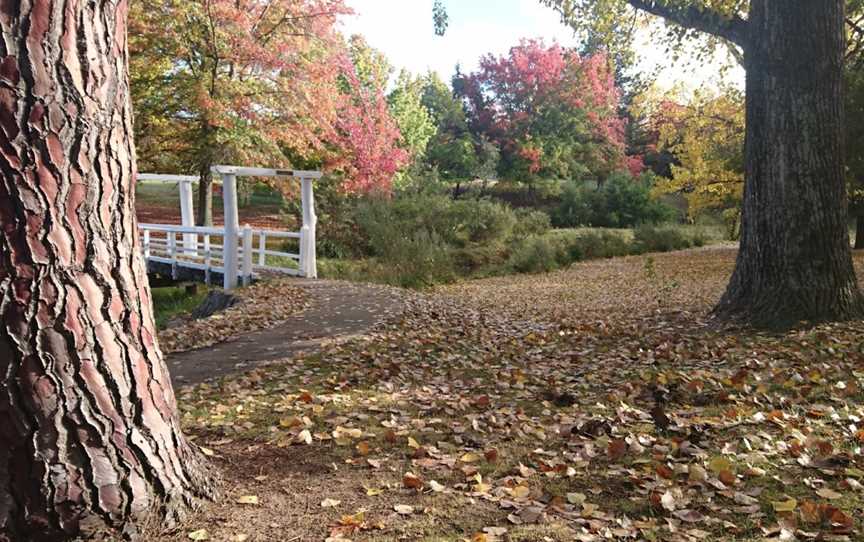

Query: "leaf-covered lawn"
<box><xmin>167</xmin><ymin>247</ymin><xmax>864</xmax><ymax>542</ymax></box>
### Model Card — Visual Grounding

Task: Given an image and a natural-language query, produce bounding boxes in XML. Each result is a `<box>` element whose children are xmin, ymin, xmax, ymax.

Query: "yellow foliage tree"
<box><xmin>646</xmin><ymin>87</ymin><xmax>744</xmax><ymax>238</ymax></box>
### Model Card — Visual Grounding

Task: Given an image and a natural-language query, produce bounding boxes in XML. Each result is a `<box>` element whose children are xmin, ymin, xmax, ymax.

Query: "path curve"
<box><xmin>166</xmin><ymin>280</ymin><xmax>403</xmax><ymax>387</ymax></box>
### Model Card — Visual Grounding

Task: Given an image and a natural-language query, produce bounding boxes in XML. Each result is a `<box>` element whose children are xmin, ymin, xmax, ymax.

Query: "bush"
<box><xmin>567</xmin><ymin>231</ymin><xmax>632</xmax><ymax>261</ymax></box>
<box><xmin>375</xmin><ymin>229</ymin><xmax>455</xmax><ymax>288</ymax></box>
<box><xmin>508</xmin><ymin>235</ymin><xmax>566</xmax><ymax>274</ymax></box>
<box><xmin>513</xmin><ymin>208</ymin><xmax>552</xmax><ymax>238</ymax></box>
<box><xmin>553</xmin><ymin>173</ymin><xmax>677</xmax><ymax>228</ymax></box>
<box><xmin>355</xmin><ymin>194</ymin><xmax>517</xmax><ymax>253</ymax></box>
<box><xmin>633</xmin><ymin>225</ymin><xmax>693</xmax><ymax>253</ymax></box>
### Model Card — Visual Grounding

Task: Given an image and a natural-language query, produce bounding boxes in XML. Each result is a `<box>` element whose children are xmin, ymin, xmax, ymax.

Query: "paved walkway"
<box><xmin>166</xmin><ymin>280</ymin><xmax>403</xmax><ymax>387</ymax></box>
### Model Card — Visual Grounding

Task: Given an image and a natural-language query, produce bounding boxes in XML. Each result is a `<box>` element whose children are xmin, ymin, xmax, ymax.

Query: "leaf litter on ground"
<box><xmin>171</xmin><ymin>248</ymin><xmax>864</xmax><ymax>541</ymax></box>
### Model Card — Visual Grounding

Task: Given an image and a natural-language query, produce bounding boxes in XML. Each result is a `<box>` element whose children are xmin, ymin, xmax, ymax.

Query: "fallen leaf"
<box><xmin>460</xmin><ymin>452</ymin><xmax>482</xmax><ymax>463</ymax></box>
<box><xmin>296</xmin><ymin>429</ymin><xmax>312</xmax><ymax>445</ymax></box>
<box><xmin>661</xmin><ymin>490</ymin><xmax>677</xmax><ymax>512</ymax></box>
<box><xmin>403</xmin><ymin>472</ymin><xmax>423</xmax><ymax>489</ymax></box>
<box><xmin>188</xmin><ymin>529</ymin><xmax>209</xmax><ymax>541</ymax></box>
<box><xmin>394</xmin><ymin>504</ymin><xmax>414</xmax><ymax>515</ymax></box>
<box><xmin>772</xmin><ymin>498</ymin><xmax>798</xmax><ymax>513</ymax></box>
<box><xmin>816</xmin><ymin>487</ymin><xmax>843</xmax><ymax>500</ymax></box>
<box><xmin>567</xmin><ymin>492</ymin><xmax>587</xmax><ymax>505</ymax></box>
<box><xmin>429</xmin><ymin>480</ymin><xmax>446</xmax><ymax>493</ymax></box>
<box><xmin>607</xmin><ymin>439</ymin><xmax>627</xmax><ymax>461</ymax></box>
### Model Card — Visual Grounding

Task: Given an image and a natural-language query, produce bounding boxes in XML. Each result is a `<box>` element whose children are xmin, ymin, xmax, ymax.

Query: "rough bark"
<box><xmin>714</xmin><ymin>0</ymin><xmax>864</xmax><ymax>327</ymax></box>
<box><xmin>0</xmin><ymin>1</ymin><xmax>214</xmax><ymax>540</ymax></box>
<box><xmin>195</xmin><ymin>166</ymin><xmax>213</xmax><ymax>227</ymax></box>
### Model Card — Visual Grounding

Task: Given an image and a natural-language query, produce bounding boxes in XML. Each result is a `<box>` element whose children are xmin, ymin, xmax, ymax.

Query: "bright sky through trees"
<box><xmin>340</xmin><ymin>0</ymin><xmax>744</xmax><ymax>91</ymax></box>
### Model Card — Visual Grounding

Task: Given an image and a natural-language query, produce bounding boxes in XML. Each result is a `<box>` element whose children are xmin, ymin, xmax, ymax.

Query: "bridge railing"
<box><xmin>139</xmin><ymin>223</ymin><xmax>306</xmax><ymax>287</ymax></box>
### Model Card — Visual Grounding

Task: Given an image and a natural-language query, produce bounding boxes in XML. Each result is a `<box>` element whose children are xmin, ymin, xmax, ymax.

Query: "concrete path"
<box><xmin>166</xmin><ymin>280</ymin><xmax>403</xmax><ymax>387</ymax></box>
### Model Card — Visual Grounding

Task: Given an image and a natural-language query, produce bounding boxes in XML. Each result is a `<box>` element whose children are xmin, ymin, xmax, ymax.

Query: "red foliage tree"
<box><xmin>456</xmin><ymin>39</ymin><xmax>634</xmax><ymax>184</ymax></box>
<box><xmin>327</xmin><ymin>46</ymin><xmax>408</xmax><ymax>194</ymax></box>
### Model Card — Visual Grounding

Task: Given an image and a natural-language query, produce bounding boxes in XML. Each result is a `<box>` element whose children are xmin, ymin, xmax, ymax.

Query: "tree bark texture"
<box><xmin>0</xmin><ymin>1</ymin><xmax>214</xmax><ymax>540</ymax></box>
<box><xmin>715</xmin><ymin>0</ymin><xmax>864</xmax><ymax>327</ymax></box>
<box><xmin>195</xmin><ymin>168</ymin><xmax>213</xmax><ymax>227</ymax></box>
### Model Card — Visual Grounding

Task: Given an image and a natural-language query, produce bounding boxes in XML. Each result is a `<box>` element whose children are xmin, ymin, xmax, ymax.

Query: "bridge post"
<box><xmin>222</xmin><ymin>172</ymin><xmax>240</xmax><ymax>290</ymax></box>
<box><xmin>300</xmin><ymin>176</ymin><xmax>317</xmax><ymax>279</ymax></box>
<box><xmin>178</xmin><ymin>180</ymin><xmax>197</xmax><ymax>254</ymax></box>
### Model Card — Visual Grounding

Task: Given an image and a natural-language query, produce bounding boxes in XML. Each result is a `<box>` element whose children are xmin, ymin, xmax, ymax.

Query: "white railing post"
<box><xmin>300</xmin><ymin>176</ymin><xmax>317</xmax><ymax>279</ymax></box>
<box><xmin>179</xmin><ymin>179</ymin><xmax>197</xmax><ymax>254</ymax></box>
<box><xmin>221</xmin><ymin>171</ymin><xmax>240</xmax><ymax>290</ymax></box>
<box><xmin>168</xmin><ymin>231</ymin><xmax>177</xmax><ymax>279</ymax></box>
<box><xmin>143</xmin><ymin>229</ymin><xmax>151</xmax><ymax>259</ymax></box>
<box><xmin>204</xmin><ymin>233</ymin><xmax>212</xmax><ymax>286</ymax></box>
<box><xmin>242</xmin><ymin>224</ymin><xmax>253</xmax><ymax>286</ymax></box>
<box><xmin>258</xmin><ymin>231</ymin><xmax>266</xmax><ymax>267</ymax></box>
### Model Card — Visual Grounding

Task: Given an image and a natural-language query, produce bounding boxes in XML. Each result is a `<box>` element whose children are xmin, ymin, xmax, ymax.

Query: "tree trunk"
<box><xmin>196</xmin><ymin>167</ymin><xmax>213</xmax><ymax>227</ymax></box>
<box><xmin>856</xmin><ymin>212</ymin><xmax>864</xmax><ymax>249</ymax></box>
<box><xmin>0</xmin><ymin>2</ymin><xmax>214</xmax><ymax>540</ymax></box>
<box><xmin>714</xmin><ymin>0</ymin><xmax>864</xmax><ymax>327</ymax></box>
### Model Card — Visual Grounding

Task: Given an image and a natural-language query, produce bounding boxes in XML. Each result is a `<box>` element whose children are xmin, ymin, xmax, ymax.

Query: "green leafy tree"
<box><xmin>421</xmin><ymin>72</ymin><xmax>495</xmax><ymax>194</ymax></box>
<box><xmin>345</xmin><ymin>34</ymin><xmax>392</xmax><ymax>92</ymax></box>
<box><xmin>388</xmin><ymin>71</ymin><xmax>437</xmax><ymax>188</ymax></box>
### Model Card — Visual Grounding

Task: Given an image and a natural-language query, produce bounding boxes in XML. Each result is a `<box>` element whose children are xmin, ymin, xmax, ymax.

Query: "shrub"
<box><xmin>375</xmin><ymin>229</ymin><xmax>455</xmax><ymax>288</ymax></box>
<box><xmin>513</xmin><ymin>208</ymin><xmax>552</xmax><ymax>238</ymax></box>
<box><xmin>553</xmin><ymin>173</ymin><xmax>677</xmax><ymax>228</ymax></box>
<box><xmin>354</xmin><ymin>194</ymin><xmax>517</xmax><ymax>253</ymax></box>
<box><xmin>451</xmin><ymin>198</ymin><xmax>517</xmax><ymax>245</ymax></box>
<box><xmin>633</xmin><ymin>225</ymin><xmax>693</xmax><ymax>253</ymax></box>
<box><xmin>508</xmin><ymin>235</ymin><xmax>565</xmax><ymax>274</ymax></box>
<box><xmin>567</xmin><ymin>231</ymin><xmax>632</xmax><ymax>260</ymax></box>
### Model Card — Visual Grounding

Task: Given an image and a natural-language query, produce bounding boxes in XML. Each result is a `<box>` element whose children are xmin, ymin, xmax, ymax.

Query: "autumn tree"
<box><xmin>0</xmin><ymin>1</ymin><xmax>213</xmax><ymax>540</ymax></box>
<box><xmin>647</xmin><ymin>86</ymin><xmax>745</xmax><ymax>238</ymax></box>
<box><xmin>129</xmin><ymin>0</ymin><xmax>349</xmax><ymax>225</ymax></box>
<box><xmin>455</xmin><ymin>40</ymin><xmax>633</xmax><ymax>189</ymax></box>
<box><xmin>530</xmin><ymin>0</ymin><xmax>864</xmax><ymax>327</ymax></box>
<box><xmin>329</xmin><ymin>36</ymin><xmax>408</xmax><ymax>193</ymax></box>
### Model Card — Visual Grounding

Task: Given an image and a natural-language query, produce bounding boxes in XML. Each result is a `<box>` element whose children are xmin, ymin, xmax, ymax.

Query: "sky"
<box><xmin>340</xmin><ymin>0</ymin><xmax>745</xmax><ymax>93</ymax></box>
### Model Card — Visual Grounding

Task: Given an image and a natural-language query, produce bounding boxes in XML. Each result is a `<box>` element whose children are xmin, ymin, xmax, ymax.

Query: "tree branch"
<box><xmin>626</xmin><ymin>0</ymin><xmax>748</xmax><ymax>47</ymax></box>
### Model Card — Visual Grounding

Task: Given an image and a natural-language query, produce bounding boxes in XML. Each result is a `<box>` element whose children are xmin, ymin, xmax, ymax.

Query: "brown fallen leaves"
<box><xmin>179</xmin><ymin>248</ymin><xmax>864</xmax><ymax>541</ymax></box>
<box><xmin>159</xmin><ymin>279</ymin><xmax>308</xmax><ymax>353</ymax></box>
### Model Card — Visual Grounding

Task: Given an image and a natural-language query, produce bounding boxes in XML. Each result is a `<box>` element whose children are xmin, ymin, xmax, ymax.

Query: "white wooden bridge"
<box><xmin>138</xmin><ymin>165</ymin><xmax>319</xmax><ymax>291</ymax></box>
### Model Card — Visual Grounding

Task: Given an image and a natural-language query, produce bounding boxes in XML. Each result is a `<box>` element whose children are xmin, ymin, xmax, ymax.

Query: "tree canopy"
<box><xmin>455</xmin><ymin>39</ymin><xmax>634</xmax><ymax>185</ymax></box>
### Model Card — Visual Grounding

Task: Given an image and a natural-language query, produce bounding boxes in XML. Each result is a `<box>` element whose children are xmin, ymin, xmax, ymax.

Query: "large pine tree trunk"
<box><xmin>0</xmin><ymin>1</ymin><xmax>214</xmax><ymax>540</ymax></box>
<box><xmin>715</xmin><ymin>0</ymin><xmax>864</xmax><ymax>327</ymax></box>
